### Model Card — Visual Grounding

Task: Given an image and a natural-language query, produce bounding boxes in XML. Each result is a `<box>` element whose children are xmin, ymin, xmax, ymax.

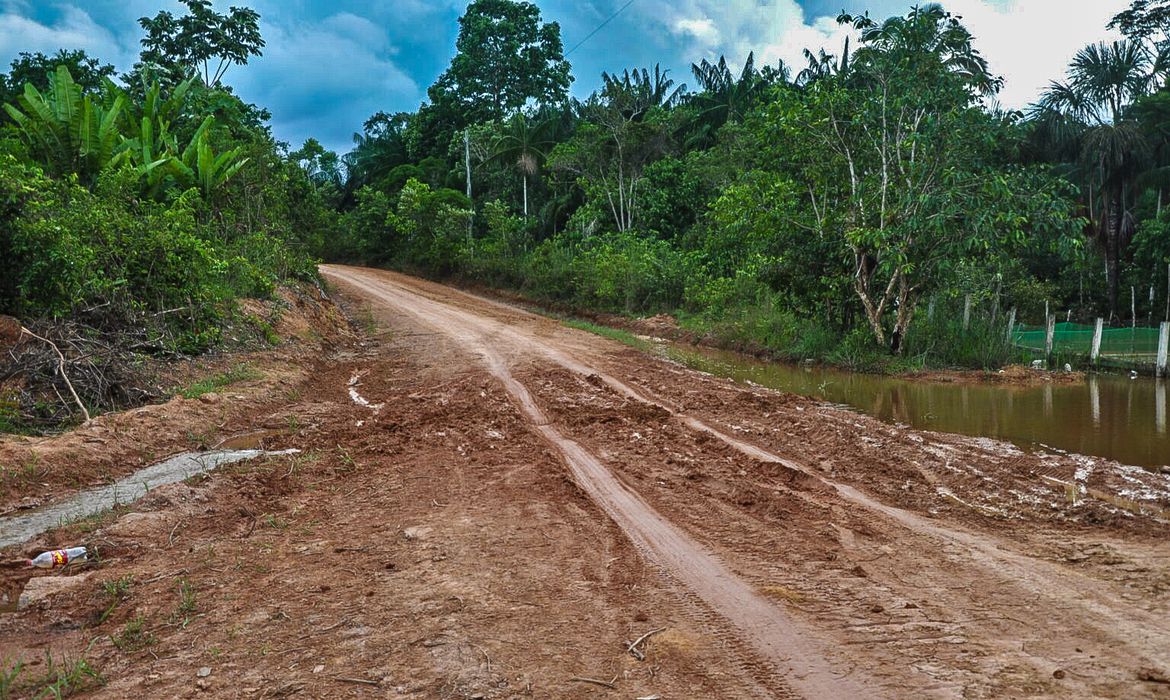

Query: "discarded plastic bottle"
<box><xmin>28</xmin><ymin>547</ymin><xmax>87</xmax><ymax>569</ymax></box>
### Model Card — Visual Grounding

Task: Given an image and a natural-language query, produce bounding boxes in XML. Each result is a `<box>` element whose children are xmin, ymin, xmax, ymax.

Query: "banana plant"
<box><xmin>3</xmin><ymin>66</ymin><xmax>128</xmax><ymax>181</ymax></box>
<box><xmin>169</xmin><ymin>116</ymin><xmax>249</xmax><ymax>196</ymax></box>
<box><xmin>120</xmin><ymin>80</ymin><xmax>248</xmax><ymax>197</ymax></box>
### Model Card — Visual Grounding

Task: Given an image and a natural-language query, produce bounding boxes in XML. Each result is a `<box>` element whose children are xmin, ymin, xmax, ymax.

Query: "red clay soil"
<box><xmin>1</xmin><ymin>265</ymin><xmax>1168</xmax><ymax>699</ymax></box>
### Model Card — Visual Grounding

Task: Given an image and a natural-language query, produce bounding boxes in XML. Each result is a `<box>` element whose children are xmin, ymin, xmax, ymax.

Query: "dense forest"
<box><xmin>3</xmin><ymin>0</ymin><xmax>1170</xmax><ymax>429</ymax></box>
<box><xmin>320</xmin><ymin>0</ymin><xmax>1170</xmax><ymax>370</ymax></box>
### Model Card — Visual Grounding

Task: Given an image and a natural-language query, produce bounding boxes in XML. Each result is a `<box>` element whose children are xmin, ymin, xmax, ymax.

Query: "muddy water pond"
<box><xmin>661</xmin><ymin>345</ymin><xmax>1170</xmax><ymax>469</ymax></box>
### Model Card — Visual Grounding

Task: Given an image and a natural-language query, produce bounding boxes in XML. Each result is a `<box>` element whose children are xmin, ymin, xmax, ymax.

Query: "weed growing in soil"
<box><xmin>98</xmin><ymin>575</ymin><xmax>134</xmax><ymax>624</ymax></box>
<box><xmin>0</xmin><ymin>455</ymin><xmax>43</xmax><ymax>497</ymax></box>
<box><xmin>62</xmin><ymin>504</ymin><xmax>129</xmax><ymax>534</ymax></box>
<box><xmin>112</xmin><ymin>614</ymin><xmax>155</xmax><ymax>652</ymax></box>
<box><xmin>561</xmin><ymin>319</ymin><xmax>651</xmax><ymax>351</ymax></box>
<box><xmin>336</xmin><ymin>447</ymin><xmax>358</xmax><ymax>473</ymax></box>
<box><xmin>173</xmin><ymin>578</ymin><xmax>198</xmax><ymax>628</ymax></box>
<box><xmin>0</xmin><ymin>658</ymin><xmax>23</xmax><ymax>700</ymax></box>
<box><xmin>1</xmin><ymin>650</ymin><xmax>104</xmax><ymax>698</ymax></box>
<box><xmin>356</xmin><ymin>304</ymin><xmax>378</xmax><ymax>335</ymax></box>
<box><xmin>262</xmin><ymin>513</ymin><xmax>288</xmax><ymax>530</ymax></box>
<box><xmin>177</xmin><ymin>363</ymin><xmax>261</xmax><ymax>400</ymax></box>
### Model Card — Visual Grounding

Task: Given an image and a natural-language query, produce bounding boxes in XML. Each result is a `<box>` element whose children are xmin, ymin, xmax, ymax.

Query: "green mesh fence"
<box><xmin>1012</xmin><ymin>322</ymin><xmax>1164</xmax><ymax>359</ymax></box>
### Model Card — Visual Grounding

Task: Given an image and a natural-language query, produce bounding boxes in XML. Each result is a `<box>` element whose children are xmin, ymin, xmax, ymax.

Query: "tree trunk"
<box><xmin>1106</xmin><ymin>192</ymin><xmax>1122</xmax><ymax>323</ymax></box>
<box><xmin>890</xmin><ymin>278</ymin><xmax>915</xmax><ymax>355</ymax></box>
<box><xmin>522</xmin><ymin>175</ymin><xmax>528</xmax><ymax>218</ymax></box>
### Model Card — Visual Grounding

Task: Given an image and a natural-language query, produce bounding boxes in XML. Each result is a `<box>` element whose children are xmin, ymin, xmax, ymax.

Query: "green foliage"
<box><xmin>392</xmin><ymin>179</ymin><xmax>474</xmax><ymax>275</ymax></box>
<box><xmin>136</xmin><ymin>0</ymin><xmax>264</xmax><ymax>88</ymax></box>
<box><xmin>3</xmin><ymin>67</ymin><xmax>249</xmax><ymax>199</ymax></box>
<box><xmin>112</xmin><ymin>614</ymin><xmax>155</xmax><ymax>652</ymax></box>
<box><xmin>429</xmin><ymin>0</ymin><xmax>572</xmax><ymax>124</ymax></box>
<box><xmin>177</xmin><ymin>364</ymin><xmax>260</xmax><ymax>399</ymax></box>
<box><xmin>1</xmin><ymin>164</ymin><xmax>228</xmax><ymax>347</ymax></box>
<box><xmin>0</xmin><ymin>650</ymin><xmax>103</xmax><ymax>699</ymax></box>
<box><xmin>904</xmin><ymin>310</ymin><xmax>1023</xmax><ymax>370</ymax></box>
<box><xmin>3</xmin><ymin>66</ymin><xmax>127</xmax><ymax>182</ymax></box>
<box><xmin>0</xmin><ymin>50</ymin><xmax>115</xmax><ymax>115</ymax></box>
<box><xmin>561</xmin><ymin>319</ymin><xmax>650</xmax><ymax>351</ymax></box>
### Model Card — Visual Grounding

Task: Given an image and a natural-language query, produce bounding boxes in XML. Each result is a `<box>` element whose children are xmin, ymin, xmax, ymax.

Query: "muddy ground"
<box><xmin>1</xmin><ymin>266</ymin><xmax>1168</xmax><ymax>699</ymax></box>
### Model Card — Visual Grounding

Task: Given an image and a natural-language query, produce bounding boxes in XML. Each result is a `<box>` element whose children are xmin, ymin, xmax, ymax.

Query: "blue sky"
<box><xmin>0</xmin><ymin>0</ymin><xmax>1129</xmax><ymax>154</ymax></box>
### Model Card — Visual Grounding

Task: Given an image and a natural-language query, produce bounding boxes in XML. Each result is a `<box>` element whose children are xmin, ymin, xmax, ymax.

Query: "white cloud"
<box><xmin>636</xmin><ymin>0</ymin><xmax>853</xmax><ymax>75</ymax></box>
<box><xmin>633</xmin><ymin>0</ymin><xmax>1129</xmax><ymax>106</ymax></box>
<box><xmin>939</xmin><ymin>0</ymin><xmax>1128</xmax><ymax>108</ymax></box>
<box><xmin>675</xmin><ymin>17</ymin><xmax>720</xmax><ymax>44</ymax></box>
<box><xmin>0</xmin><ymin>5</ymin><xmax>133</xmax><ymax>68</ymax></box>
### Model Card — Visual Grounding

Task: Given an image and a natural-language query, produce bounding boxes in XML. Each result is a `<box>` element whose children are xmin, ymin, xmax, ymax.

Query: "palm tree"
<box><xmin>842</xmin><ymin>3</ymin><xmax>1001</xmax><ymax>96</ymax></box>
<box><xmin>1033</xmin><ymin>40</ymin><xmax>1163</xmax><ymax>318</ymax></box>
<box><xmin>690</xmin><ymin>52</ymin><xmax>766</xmax><ymax>128</ymax></box>
<box><xmin>344</xmin><ymin>111</ymin><xmax>410</xmax><ymax>197</ymax></box>
<box><xmin>795</xmin><ymin>45</ymin><xmax>847</xmax><ymax>87</ymax></box>
<box><xmin>489</xmin><ymin>113</ymin><xmax>557</xmax><ymax>217</ymax></box>
<box><xmin>600</xmin><ymin>64</ymin><xmax>685</xmax><ymax>120</ymax></box>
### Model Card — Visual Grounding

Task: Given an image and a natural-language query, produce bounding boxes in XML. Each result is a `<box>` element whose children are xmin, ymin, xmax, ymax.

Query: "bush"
<box><xmin>2</xmin><ymin>164</ymin><xmax>228</xmax><ymax>346</ymax></box>
<box><xmin>904</xmin><ymin>308</ymin><xmax>1024</xmax><ymax>369</ymax></box>
<box><xmin>567</xmin><ymin>231</ymin><xmax>694</xmax><ymax>313</ymax></box>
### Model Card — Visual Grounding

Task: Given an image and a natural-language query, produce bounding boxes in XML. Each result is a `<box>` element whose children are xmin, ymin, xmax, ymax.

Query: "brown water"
<box><xmin>661</xmin><ymin>345</ymin><xmax>1170</xmax><ymax>469</ymax></box>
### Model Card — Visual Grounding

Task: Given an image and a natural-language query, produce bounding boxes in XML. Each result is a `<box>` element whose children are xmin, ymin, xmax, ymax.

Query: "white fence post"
<box><xmin>1045</xmin><ymin>314</ymin><xmax>1056</xmax><ymax>363</ymax></box>
<box><xmin>1091</xmin><ymin>318</ymin><xmax>1104</xmax><ymax>366</ymax></box>
<box><xmin>1158</xmin><ymin>321</ymin><xmax>1169</xmax><ymax>378</ymax></box>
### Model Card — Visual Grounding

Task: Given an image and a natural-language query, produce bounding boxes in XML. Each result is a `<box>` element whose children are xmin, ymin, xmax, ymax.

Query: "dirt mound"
<box><xmin>631</xmin><ymin>313</ymin><xmax>680</xmax><ymax>337</ymax></box>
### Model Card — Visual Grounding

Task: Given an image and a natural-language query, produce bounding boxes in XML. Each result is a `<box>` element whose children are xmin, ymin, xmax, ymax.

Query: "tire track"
<box><xmin>324</xmin><ymin>266</ymin><xmax>874</xmax><ymax>699</ymax></box>
<box><xmin>322</xmin><ymin>266</ymin><xmax>1170</xmax><ymax>673</ymax></box>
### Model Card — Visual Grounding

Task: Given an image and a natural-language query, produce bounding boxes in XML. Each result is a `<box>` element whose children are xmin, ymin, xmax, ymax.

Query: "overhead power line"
<box><xmin>566</xmin><ymin>0</ymin><xmax>636</xmax><ymax>57</ymax></box>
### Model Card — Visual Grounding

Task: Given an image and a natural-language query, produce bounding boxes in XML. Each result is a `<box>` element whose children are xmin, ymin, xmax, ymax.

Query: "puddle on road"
<box><xmin>0</xmin><ymin>449</ymin><xmax>297</xmax><ymax>548</ymax></box>
<box><xmin>659</xmin><ymin>344</ymin><xmax>1170</xmax><ymax>469</ymax></box>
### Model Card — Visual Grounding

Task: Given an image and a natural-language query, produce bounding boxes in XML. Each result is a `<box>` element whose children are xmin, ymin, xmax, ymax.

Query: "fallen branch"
<box><xmin>570</xmin><ymin>675</ymin><xmax>617</xmax><ymax>690</ymax></box>
<box><xmin>17</xmin><ymin>324</ymin><xmax>91</xmax><ymax>424</ymax></box>
<box><xmin>626</xmin><ymin>627</ymin><xmax>666</xmax><ymax>661</ymax></box>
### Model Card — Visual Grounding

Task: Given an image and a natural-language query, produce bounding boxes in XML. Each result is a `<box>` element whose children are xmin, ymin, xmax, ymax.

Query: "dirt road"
<box><xmin>2</xmin><ymin>265</ymin><xmax>1168</xmax><ymax>698</ymax></box>
<box><xmin>324</xmin><ymin>266</ymin><xmax>1170</xmax><ymax>699</ymax></box>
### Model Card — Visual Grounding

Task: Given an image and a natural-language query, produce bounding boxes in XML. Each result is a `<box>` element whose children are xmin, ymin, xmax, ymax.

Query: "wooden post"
<box><xmin>1151</xmin><ymin>285</ymin><xmax>1156</xmax><ymax>327</ymax></box>
<box><xmin>962</xmin><ymin>294</ymin><xmax>971</xmax><ymax>331</ymax></box>
<box><xmin>1158</xmin><ymin>321</ymin><xmax>1169</xmax><ymax>379</ymax></box>
<box><xmin>464</xmin><ymin>129</ymin><xmax>473</xmax><ymax>245</ymax></box>
<box><xmin>1045</xmin><ymin>313</ymin><xmax>1056</xmax><ymax>365</ymax></box>
<box><xmin>1132</xmin><ymin>286</ymin><xmax>1137</xmax><ymax>329</ymax></box>
<box><xmin>1091</xmin><ymin>317</ymin><xmax>1104</xmax><ymax>366</ymax></box>
<box><xmin>1005</xmin><ymin>308</ymin><xmax>1016</xmax><ymax>344</ymax></box>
